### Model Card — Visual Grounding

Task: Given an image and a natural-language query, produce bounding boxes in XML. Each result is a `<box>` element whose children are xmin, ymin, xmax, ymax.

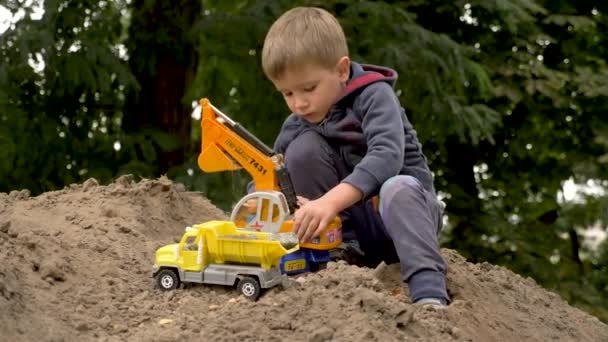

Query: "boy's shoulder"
<box><xmin>334</xmin><ymin>61</ymin><xmax>402</xmax><ymax>116</ymax></box>
<box><xmin>340</xmin><ymin>62</ymin><xmax>398</xmax><ymax>102</ymax></box>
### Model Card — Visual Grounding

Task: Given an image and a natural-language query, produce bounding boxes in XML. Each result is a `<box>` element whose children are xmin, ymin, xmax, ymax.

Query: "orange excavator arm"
<box><xmin>197</xmin><ymin>98</ymin><xmax>298</xmax><ymax>213</ymax></box>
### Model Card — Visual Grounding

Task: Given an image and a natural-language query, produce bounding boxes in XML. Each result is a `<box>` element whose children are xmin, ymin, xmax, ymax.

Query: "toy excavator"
<box><xmin>197</xmin><ymin>98</ymin><xmax>342</xmax><ymax>274</ymax></box>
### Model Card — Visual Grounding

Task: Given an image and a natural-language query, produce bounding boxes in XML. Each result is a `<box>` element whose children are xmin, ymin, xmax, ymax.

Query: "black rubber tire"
<box><xmin>156</xmin><ymin>269</ymin><xmax>180</xmax><ymax>291</ymax></box>
<box><xmin>237</xmin><ymin>276</ymin><xmax>261</xmax><ymax>300</ymax></box>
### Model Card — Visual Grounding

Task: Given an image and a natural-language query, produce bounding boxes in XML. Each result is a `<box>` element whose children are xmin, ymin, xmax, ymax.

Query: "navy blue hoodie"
<box><xmin>274</xmin><ymin>62</ymin><xmax>435</xmax><ymax>199</ymax></box>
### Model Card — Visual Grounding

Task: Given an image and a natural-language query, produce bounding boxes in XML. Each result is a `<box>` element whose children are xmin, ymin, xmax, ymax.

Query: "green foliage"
<box><xmin>0</xmin><ymin>0</ymin><xmax>138</xmax><ymax>193</ymax></box>
<box><xmin>189</xmin><ymin>0</ymin><xmax>286</xmax><ymax>146</ymax></box>
<box><xmin>411</xmin><ymin>0</ymin><xmax>608</xmax><ymax>321</ymax></box>
<box><xmin>341</xmin><ymin>1</ymin><xmax>501</xmax><ymax>145</ymax></box>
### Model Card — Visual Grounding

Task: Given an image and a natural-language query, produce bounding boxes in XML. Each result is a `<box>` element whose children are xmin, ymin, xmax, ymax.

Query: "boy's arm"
<box><xmin>341</xmin><ymin>81</ymin><xmax>405</xmax><ymax>199</ymax></box>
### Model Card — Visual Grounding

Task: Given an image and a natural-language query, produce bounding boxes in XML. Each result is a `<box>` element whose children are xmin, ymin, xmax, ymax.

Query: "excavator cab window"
<box><xmin>234</xmin><ymin>200</ymin><xmax>257</xmax><ymax>229</ymax></box>
<box><xmin>233</xmin><ymin>197</ymin><xmax>279</xmax><ymax>229</ymax></box>
<box><xmin>271</xmin><ymin>203</ymin><xmax>280</xmax><ymax>223</ymax></box>
<box><xmin>259</xmin><ymin>198</ymin><xmax>270</xmax><ymax>221</ymax></box>
<box><xmin>259</xmin><ymin>199</ymin><xmax>280</xmax><ymax>223</ymax></box>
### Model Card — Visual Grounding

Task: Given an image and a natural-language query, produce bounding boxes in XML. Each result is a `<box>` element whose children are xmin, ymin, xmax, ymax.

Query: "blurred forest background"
<box><xmin>1</xmin><ymin>0</ymin><xmax>608</xmax><ymax>322</ymax></box>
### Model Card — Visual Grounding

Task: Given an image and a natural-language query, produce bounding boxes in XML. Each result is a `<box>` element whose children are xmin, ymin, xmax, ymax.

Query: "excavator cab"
<box><xmin>230</xmin><ymin>190</ymin><xmax>343</xmax><ymax>251</ymax></box>
<box><xmin>231</xmin><ymin>191</ymin><xmax>289</xmax><ymax>234</ymax></box>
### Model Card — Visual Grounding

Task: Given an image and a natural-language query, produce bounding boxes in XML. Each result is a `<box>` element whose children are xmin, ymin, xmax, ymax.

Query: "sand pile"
<box><xmin>1</xmin><ymin>176</ymin><xmax>606</xmax><ymax>341</ymax></box>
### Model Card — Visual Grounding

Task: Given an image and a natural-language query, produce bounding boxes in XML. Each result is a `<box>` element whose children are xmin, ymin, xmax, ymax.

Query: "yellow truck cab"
<box><xmin>153</xmin><ymin>220</ymin><xmax>298</xmax><ymax>300</ymax></box>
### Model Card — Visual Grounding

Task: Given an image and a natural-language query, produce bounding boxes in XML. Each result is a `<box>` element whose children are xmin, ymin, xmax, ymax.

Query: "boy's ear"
<box><xmin>337</xmin><ymin>56</ymin><xmax>351</xmax><ymax>82</ymax></box>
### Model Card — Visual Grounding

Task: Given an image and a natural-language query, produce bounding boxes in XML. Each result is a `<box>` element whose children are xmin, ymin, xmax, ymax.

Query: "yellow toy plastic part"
<box><xmin>198</xmin><ymin>221</ymin><xmax>298</xmax><ymax>269</ymax></box>
<box><xmin>278</xmin><ymin>217</ymin><xmax>342</xmax><ymax>250</ymax></box>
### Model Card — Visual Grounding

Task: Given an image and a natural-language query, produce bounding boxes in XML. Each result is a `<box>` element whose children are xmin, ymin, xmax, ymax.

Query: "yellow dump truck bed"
<box><xmin>194</xmin><ymin>221</ymin><xmax>298</xmax><ymax>269</ymax></box>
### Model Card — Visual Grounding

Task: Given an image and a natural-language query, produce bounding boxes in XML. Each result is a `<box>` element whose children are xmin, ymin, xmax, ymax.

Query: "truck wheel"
<box><xmin>237</xmin><ymin>276</ymin><xmax>261</xmax><ymax>300</ymax></box>
<box><xmin>156</xmin><ymin>269</ymin><xmax>180</xmax><ymax>291</ymax></box>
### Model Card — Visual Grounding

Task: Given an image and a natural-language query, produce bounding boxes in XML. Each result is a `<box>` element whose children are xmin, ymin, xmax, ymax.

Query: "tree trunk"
<box><xmin>125</xmin><ymin>0</ymin><xmax>201</xmax><ymax>175</ymax></box>
<box><xmin>568</xmin><ymin>229</ymin><xmax>584</xmax><ymax>276</ymax></box>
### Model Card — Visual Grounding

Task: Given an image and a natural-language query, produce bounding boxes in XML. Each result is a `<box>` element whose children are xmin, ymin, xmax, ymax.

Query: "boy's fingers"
<box><xmin>293</xmin><ymin>212</ymin><xmax>300</xmax><ymax>233</ymax></box>
<box><xmin>297</xmin><ymin>215</ymin><xmax>311</xmax><ymax>240</ymax></box>
<box><xmin>295</xmin><ymin>222</ymin><xmax>304</xmax><ymax>240</ymax></box>
<box><xmin>300</xmin><ymin>221</ymin><xmax>310</xmax><ymax>242</ymax></box>
<box><xmin>313</xmin><ymin>218</ymin><xmax>329</xmax><ymax>238</ymax></box>
<box><xmin>302</xmin><ymin>217</ymin><xmax>319</xmax><ymax>243</ymax></box>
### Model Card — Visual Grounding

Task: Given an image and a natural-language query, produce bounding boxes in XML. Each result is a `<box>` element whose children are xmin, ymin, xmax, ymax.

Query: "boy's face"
<box><xmin>271</xmin><ymin>57</ymin><xmax>350</xmax><ymax>124</ymax></box>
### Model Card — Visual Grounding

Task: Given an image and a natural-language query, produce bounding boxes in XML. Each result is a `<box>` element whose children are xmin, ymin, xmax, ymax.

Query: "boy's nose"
<box><xmin>294</xmin><ymin>97</ymin><xmax>309</xmax><ymax>110</ymax></box>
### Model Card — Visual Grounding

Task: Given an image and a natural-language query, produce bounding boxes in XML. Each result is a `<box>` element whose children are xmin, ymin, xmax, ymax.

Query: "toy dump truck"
<box><xmin>152</xmin><ymin>220</ymin><xmax>299</xmax><ymax>300</ymax></box>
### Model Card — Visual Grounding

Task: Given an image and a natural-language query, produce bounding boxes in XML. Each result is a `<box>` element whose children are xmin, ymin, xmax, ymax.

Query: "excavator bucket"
<box><xmin>198</xmin><ymin>145</ymin><xmax>241</xmax><ymax>172</ymax></box>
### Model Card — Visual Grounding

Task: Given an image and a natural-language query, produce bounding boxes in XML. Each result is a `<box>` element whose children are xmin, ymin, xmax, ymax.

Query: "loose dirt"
<box><xmin>1</xmin><ymin>176</ymin><xmax>607</xmax><ymax>341</ymax></box>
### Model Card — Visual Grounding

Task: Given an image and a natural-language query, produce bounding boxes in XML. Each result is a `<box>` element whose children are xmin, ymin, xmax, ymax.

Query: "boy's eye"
<box><xmin>282</xmin><ymin>91</ymin><xmax>292</xmax><ymax>97</ymax></box>
<box><xmin>304</xmin><ymin>85</ymin><xmax>317</xmax><ymax>92</ymax></box>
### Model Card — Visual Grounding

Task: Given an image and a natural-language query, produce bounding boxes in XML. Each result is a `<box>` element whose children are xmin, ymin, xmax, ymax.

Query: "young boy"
<box><xmin>261</xmin><ymin>6</ymin><xmax>449</xmax><ymax>306</ymax></box>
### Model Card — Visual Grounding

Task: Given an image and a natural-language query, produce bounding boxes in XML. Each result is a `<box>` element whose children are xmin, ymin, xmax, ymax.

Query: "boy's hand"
<box><xmin>293</xmin><ymin>197</ymin><xmax>339</xmax><ymax>243</ymax></box>
<box><xmin>293</xmin><ymin>183</ymin><xmax>363</xmax><ymax>243</ymax></box>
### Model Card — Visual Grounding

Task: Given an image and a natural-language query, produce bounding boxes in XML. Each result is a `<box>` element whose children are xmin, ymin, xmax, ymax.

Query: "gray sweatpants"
<box><xmin>283</xmin><ymin>130</ymin><xmax>448</xmax><ymax>303</ymax></box>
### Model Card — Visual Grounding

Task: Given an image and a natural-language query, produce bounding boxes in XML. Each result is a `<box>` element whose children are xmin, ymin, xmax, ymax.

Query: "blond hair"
<box><xmin>262</xmin><ymin>7</ymin><xmax>348</xmax><ymax>79</ymax></box>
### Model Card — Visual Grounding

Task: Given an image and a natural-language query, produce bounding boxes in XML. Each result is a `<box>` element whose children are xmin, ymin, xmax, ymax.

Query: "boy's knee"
<box><xmin>379</xmin><ymin>175</ymin><xmax>424</xmax><ymax>216</ymax></box>
<box><xmin>284</xmin><ymin>130</ymin><xmax>334</xmax><ymax>167</ymax></box>
<box><xmin>380</xmin><ymin>175</ymin><xmax>423</xmax><ymax>200</ymax></box>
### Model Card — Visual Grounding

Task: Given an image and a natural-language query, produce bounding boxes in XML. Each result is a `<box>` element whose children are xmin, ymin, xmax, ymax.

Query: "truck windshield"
<box><xmin>183</xmin><ymin>235</ymin><xmax>197</xmax><ymax>251</ymax></box>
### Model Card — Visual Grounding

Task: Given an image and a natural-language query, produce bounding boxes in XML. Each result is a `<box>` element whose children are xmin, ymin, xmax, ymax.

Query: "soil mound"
<box><xmin>1</xmin><ymin>176</ymin><xmax>607</xmax><ymax>341</ymax></box>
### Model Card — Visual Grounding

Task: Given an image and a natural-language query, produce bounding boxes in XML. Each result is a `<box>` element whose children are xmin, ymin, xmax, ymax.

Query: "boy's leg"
<box><xmin>284</xmin><ymin>130</ymin><xmax>448</xmax><ymax>303</ymax></box>
<box><xmin>379</xmin><ymin>175</ymin><xmax>449</xmax><ymax>304</ymax></box>
<box><xmin>283</xmin><ymin>129</ymin><xmax>341</xmax><ymax>200</ymax></box>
